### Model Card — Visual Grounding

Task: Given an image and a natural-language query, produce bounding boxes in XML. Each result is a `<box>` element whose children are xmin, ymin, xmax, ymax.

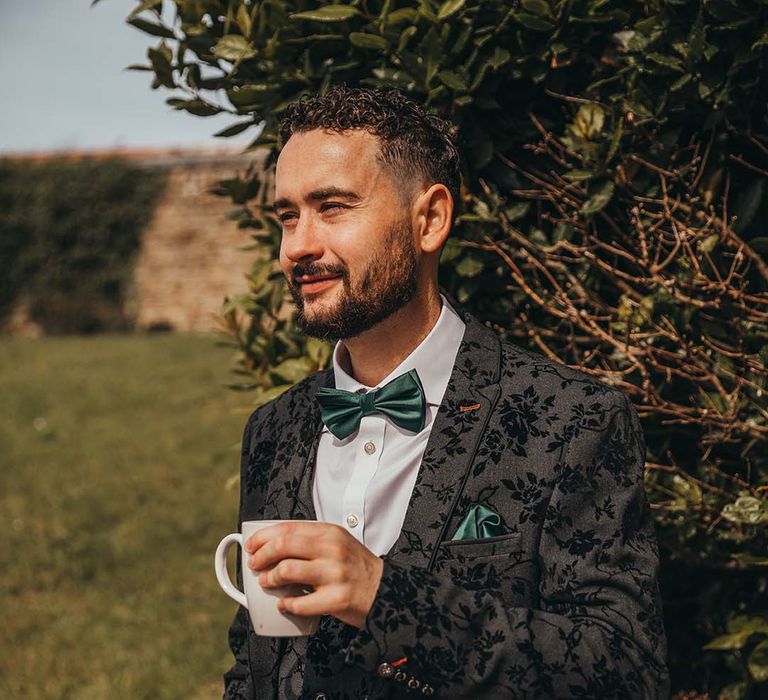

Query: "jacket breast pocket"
<box><xmin>437</xmin><ymin>531</ymin><xmax>523</xmax><ymax>564</ymax></box>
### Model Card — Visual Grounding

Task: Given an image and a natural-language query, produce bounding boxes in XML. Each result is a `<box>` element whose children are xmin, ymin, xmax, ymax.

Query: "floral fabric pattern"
<box><xmin>222</xmin><ymin>308</ymin><xmax>670</xmax><ymax>699</ymax></box>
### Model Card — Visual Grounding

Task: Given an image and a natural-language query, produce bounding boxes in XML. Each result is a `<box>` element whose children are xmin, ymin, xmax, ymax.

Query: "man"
<box><xmin>223</xmin><ymin>85</ymin><xmax>670</xmax><ymax>699</ymax></box>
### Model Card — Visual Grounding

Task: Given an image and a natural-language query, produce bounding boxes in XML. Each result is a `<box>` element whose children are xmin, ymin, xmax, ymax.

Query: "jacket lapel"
<box><xmin>386</xmin><ymin>309</ymin><xmax>502</xmax><ymax>569</ymax></box>
<box><xmin>260</xmin><ymin>368</ymin><xmax>329</xmax><ymax>523</ymax></box>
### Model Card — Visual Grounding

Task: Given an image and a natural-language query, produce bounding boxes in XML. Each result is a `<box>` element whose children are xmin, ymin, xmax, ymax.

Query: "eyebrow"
<box><xmin>272</xmin><ymin>187</ymin><xmax>362</xmax><ymax>211</ymax></box>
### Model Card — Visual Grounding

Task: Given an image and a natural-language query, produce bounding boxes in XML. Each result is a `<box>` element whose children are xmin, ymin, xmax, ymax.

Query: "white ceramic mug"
<box><xmin>215</xmin><ymin>519</ymin><xmax>320</xmax><ymax>637</ymax></box>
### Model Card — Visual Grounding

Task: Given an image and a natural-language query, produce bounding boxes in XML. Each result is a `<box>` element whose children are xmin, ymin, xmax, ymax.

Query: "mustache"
<box><xmin>291</xmin><ymin>264</ymin><xmax>346</xmax><ymax>282</ymax></box>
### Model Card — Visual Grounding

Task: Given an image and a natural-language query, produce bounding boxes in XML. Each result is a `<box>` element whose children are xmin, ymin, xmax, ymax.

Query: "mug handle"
<box><xmin>215</xmin><ymin>533</ymin><xmax>248</xmax><ymax>608</ymax></box>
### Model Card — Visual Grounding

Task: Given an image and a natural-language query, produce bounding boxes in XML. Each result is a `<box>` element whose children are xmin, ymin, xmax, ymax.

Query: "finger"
<box><xmin>259</xmin><ymin>558</ymin><xmax>324</xmax><ymax>589</ymax></box>
<box><xmin>244</xmin><ymin>521</ymin><xmax>342</xmax><ymax>554</ymax></box>
<box><xmin>243</xmin><ymin>523</ymin><xmax>286</xmax><ymax>554</ymax></box>
<box><xmin>248</xmin><ymin>533</ymin><xmax>319</xmax><ymax>571</ymax></box>
<box><xmin>277</xmin><ymin>586</ymin><xmax>348</xmax><ymax>618</ymax></box>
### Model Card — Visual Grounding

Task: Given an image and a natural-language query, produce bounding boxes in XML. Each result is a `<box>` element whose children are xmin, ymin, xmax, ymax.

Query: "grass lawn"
<box><xmin>0</xmin><ymin>332</ymin><xmax>256</xmax><ymax>700</ymax></box>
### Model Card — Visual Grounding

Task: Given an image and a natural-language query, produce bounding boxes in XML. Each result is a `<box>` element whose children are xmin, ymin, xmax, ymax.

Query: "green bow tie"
<box><xmin>314</xmin><ymin>368</ymin><xmax>426</xmax><ymax>440</ymax></box>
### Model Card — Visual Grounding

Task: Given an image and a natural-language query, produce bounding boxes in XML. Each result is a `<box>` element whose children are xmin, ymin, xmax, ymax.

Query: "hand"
<box><xmin>244</xmin><ymin>521</ymin><xmax>384</xmax><ymax>629</ymax></box>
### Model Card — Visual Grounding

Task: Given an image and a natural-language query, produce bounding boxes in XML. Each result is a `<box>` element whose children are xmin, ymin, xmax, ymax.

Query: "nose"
<box><xmin>281</xmin><ymin>213</ymin><xmax>324</xmax><ymax>263</ymax></box>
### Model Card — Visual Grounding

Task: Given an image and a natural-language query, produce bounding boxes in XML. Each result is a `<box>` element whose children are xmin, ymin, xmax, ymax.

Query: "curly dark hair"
<box><xmin>279</xmin><ymin>85</ymin><xmax>462</xmax><ymax>213</ymax></box>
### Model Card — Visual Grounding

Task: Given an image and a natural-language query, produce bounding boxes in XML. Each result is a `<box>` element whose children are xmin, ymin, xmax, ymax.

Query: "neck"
<box><xmin>338</xmin><ymin>285</ymin><xmax>442</xmax><ymax>387</ymax></box>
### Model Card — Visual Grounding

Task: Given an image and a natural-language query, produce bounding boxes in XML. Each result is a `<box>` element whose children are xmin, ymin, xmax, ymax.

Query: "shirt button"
<box><xmin>346</xmin><ymin>513</ymin><xmax>359</xmax><ymax>528</ymax></box>
<box><xmin>364</xmin><ymin>441</ymin><xmax>376</xmax><ymax>454</ymax></box>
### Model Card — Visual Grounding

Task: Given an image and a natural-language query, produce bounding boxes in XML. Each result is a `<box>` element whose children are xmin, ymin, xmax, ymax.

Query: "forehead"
<box><xmin>275</xmin><ymin>128</ymin><xmax>386</xmax><ymax>197</ymax></box>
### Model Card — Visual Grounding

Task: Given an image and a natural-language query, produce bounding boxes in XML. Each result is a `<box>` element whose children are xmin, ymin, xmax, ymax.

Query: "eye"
<box><xmin>320</xmin><ymin>202</ymin><xmax>345</xmax><ymax>212</ymax></box>
<box><xmin>278</xmin><ymin>212</ymin><xmax>297</xmax><ymax>223</ymax></box>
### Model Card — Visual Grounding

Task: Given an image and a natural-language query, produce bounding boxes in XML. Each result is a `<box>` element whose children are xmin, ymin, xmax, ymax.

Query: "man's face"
<box><xmin>275</xmin><ymin>128</ymin><xmax>420</xmax><ymax>341</ymax></box>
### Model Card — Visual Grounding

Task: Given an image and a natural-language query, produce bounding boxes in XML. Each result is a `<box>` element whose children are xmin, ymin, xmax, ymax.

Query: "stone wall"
<box><xmin>126</xmin><ymin>149</ymin><xmax>266</xmax><ymax>333</ymax></box>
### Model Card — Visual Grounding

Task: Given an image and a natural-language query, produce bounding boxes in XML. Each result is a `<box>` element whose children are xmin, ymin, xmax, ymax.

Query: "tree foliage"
<box><xmin>123</xmin><ymin>0</ymin><xmax>768</xmax><ymax>694</ymax></box>
<box><xmin>0</xmin><ymin>157</ymin><xmax>166</xmax><ymax>334</ymax></box>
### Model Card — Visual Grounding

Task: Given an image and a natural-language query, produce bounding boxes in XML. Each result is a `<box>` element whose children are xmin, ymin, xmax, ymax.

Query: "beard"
<box><xmin>286</xmin><ymin>217</ymin><xmax>419</xmax><ymax>341</ymax></box>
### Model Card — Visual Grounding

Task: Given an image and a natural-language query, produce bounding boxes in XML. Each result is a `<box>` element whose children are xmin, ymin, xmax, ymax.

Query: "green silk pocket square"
<box><xmin>451</xmin><ymin>503</ymin><xmax>507</xmax><ymax>540</ymax></box>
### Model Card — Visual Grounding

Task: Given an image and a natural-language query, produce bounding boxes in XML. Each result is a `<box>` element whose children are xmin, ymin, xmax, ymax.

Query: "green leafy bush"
<box><xmin>0</xmin><ymin>157</ymin><xmax>166</xmax><ymax>334</ymax></box>
<box><xmin>125</xmin><ymin>0</ymin><xmax>768</xmax><ymax>694</ymax></box>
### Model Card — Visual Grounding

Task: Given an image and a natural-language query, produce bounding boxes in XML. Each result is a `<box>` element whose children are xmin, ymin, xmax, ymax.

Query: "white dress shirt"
<box><xmin>311</xmin><ymin>294</ymin><xmax>466</xmax><ymax>557</ymax></box>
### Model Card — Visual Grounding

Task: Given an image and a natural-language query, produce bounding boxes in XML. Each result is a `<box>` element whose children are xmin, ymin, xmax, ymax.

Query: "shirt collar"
<box><xmin>331</xmin><ymin>293</ymin><xmax>466</xmax><ymax>407</ymax></box>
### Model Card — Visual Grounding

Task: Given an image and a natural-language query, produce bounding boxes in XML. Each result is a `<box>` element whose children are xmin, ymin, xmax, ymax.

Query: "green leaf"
<box><xmin>488</xmin><ymin>47</ymin><xmax>511</xmax><ymax>69</ymax></box>
<box><xmin>386</xmin><ymin>7</ymin><xmax>418</xmax><ymax>24</ymax></box>
<box><xmin>504</xmin><ymin>202</ymin><xmax>530</xmax><ymax>221</ymax></box>
<box><xmin>236</xmin><ymin>4</ymin><xmax>252</xmax><ymax>37</ymax></box>
<box><xmin>349</xmin><ymin>32</ymin><xmax>389</xmax><ymax>50</ymax></box>
<box><xmin>440</xmin><ymin>238</ymin><xmax>463</xmax><ymax>262</ymax></box>
<box><xmin>552</xmin><ymin>223</ymin><xmax>573</xmax><ymax>242</ymax></box>
<box><xmin>704</xmin><ymin>633</ymin><xmax>751</xmax><ymax>650</ymax></box>
<box><xmin>731</xmin><ymin>554</ymin><xmax>768</xmax><ymax>567</ymax></box>
<box><xmin>699</xmin><ymin>233</ymin><xmax>719</xmax><ymax>254</ymax></box>
<box><xmin>253</xmin><ymin>384</ymin><xmax>293</xmax><ymax>406</ymax></box>
<box><xmin>512</xmin><ymin>12</ymin><xmax>554</xmax><ymax>31</ymax></box>
<box><xmin>456</xmin><ymin>255</ymin><xmax>484</xmax><ymax>278</ymax></box>
<box><xmin>671</xmin><ymin>474</ymin><xmax>703</xmax><ymax>504</ymax></box>
<box><xmin>749</xmin><ymin>640</ymin><xmax>768</xmax><ymax>681</ymax></box>
<box><xmin>304</xmin><ymin>337</ymin><xmax>332</xmax><ymax>368</ymax></box>
<box><xmin>521</xmin><ymin>0</ymin><xmax>551</xmax><ymax>17</ymax></box>
<box><xmin>734</xmin><ymin>178</ymin><xmax>764</xmax><ymax>233</ymax></box>
<box><xmin>148</xmin><ymin>44</ymin><xmax>175</xmax><ymax>88</ymax></box>
<box><xmin>270</xmin><ymin>357</ymin><xmax>314</xmax><ymax>383</ymax></box>
<box><xmin>213</xmin><ymin>35</ymin><xmax>257</xmax><ymax>62</ymax></box>
<box><xmin>721</xmin><ymin>496</ymin><xmax>768</xmax><ymax>525</ymax></box>
<box><xmin>420</xmin><ymin>27</ymin><xmax>442</xmax><ymax>82</ymax></box>
<box><xmin>704</xmin><ymin>616</ymin><xmax>768</xmax><ymax>651</ymax></box>
<box><xmin>646</xmin><ymin>52</ymin><xmax>684</xmax><ymax>71</ymax></box>
<box><xmin>128</xmin><ymin>17</ymin><xmax>176</xmax><ymax>39</ymax></box>
<box><xmin>572</xmin><ymin>103</ymin><xmax>605</xmax><ymax>139</ymax></box>
<box><xmin>437</xmin><ymin>0</ymin><xmax>465</xmax><ymax>20</ymax></box>
<box><xmin>166</xmin><ymin>98</ymin><xmax>220</xmax><ymax>117</ymax></box>
<box><xmin>752</xmin><ymin>30</ymin><xmax>768</xmax><ymax>51</ymax></box>
<box><xmin>290</xmin><ymin>6</ymin><xmax>361</xmax><ymax>22</ymax></box>
<box><xmin>580</xmin><ymin>180</ymin><xmax>614</xmax><ymax>215</ymax></box>
<box><xmin>563</xmin><ymin>169</ymin><xmax>594</xmax><ymax>182</ymax></box>
<box><xmin>127</xmin><ymin>0</ymin><xmax>163</xmax><ymax>20</ymax></box>
<box><xmin>437</xmin><ymin>69</ymin><xmax>468</xmax><ymax>91</ymax></box>
<box><xmin>214</xmin><ymin>120</ymin><xmax>254</xmax><ymax>138</ymax></box>
<box><xmin>227</xmin><ymin>84</ymin><xmax>271</xmax><ymax>109</ymax></box>
<box><xmin>397</xmin><ymin>25</ymin><xmax>418</xmax><ymax>52</ymax></box>
<box><xmin>670</xmin><ymin>73</ymin><xmax>693</xmax><ymax>92</ymax></box>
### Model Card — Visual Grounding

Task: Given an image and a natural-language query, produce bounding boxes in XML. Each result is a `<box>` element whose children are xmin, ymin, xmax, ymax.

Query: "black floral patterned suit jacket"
<box><xmin>223</xmin><ymin>307</ymin><xmax>670</xmax><ymax>700</ymax></box>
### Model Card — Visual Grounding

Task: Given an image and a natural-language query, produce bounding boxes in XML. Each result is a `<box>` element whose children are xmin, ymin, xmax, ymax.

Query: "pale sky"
<box><xmin>0</xmin><ymin>0</ymin><xmax>258</xmax><ymax>153</ymax></box>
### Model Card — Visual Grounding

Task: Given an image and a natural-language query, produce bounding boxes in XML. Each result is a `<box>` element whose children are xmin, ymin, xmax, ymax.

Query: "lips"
<box><xmin>295</xmin><ymin>273</ymin><xmax>343</xmax><ymax>293</ymax></box>
<box><xmin>296</xmin><ymin>274</ymin><xmax>342</xmax><ymax>284</ymax></box>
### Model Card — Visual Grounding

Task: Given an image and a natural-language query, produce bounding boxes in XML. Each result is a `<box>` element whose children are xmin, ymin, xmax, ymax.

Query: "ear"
<box><xmin>414</xmin><ymin>183</ymin><xmax>453</xmax><ymax>254</ymax></box>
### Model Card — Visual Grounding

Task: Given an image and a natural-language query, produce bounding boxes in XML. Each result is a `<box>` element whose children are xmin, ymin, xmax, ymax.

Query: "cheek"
<box><xmin>278</xmin><ymin>243</ymin><xmax>290</xmax><ymax>274</ymax></box>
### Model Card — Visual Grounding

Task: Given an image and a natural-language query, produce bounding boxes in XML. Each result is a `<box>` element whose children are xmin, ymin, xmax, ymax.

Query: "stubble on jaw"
<box><xmin>288</xmin><ymin>217</ymin><xmax>419</xmax><ymax>341</ymax></box>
